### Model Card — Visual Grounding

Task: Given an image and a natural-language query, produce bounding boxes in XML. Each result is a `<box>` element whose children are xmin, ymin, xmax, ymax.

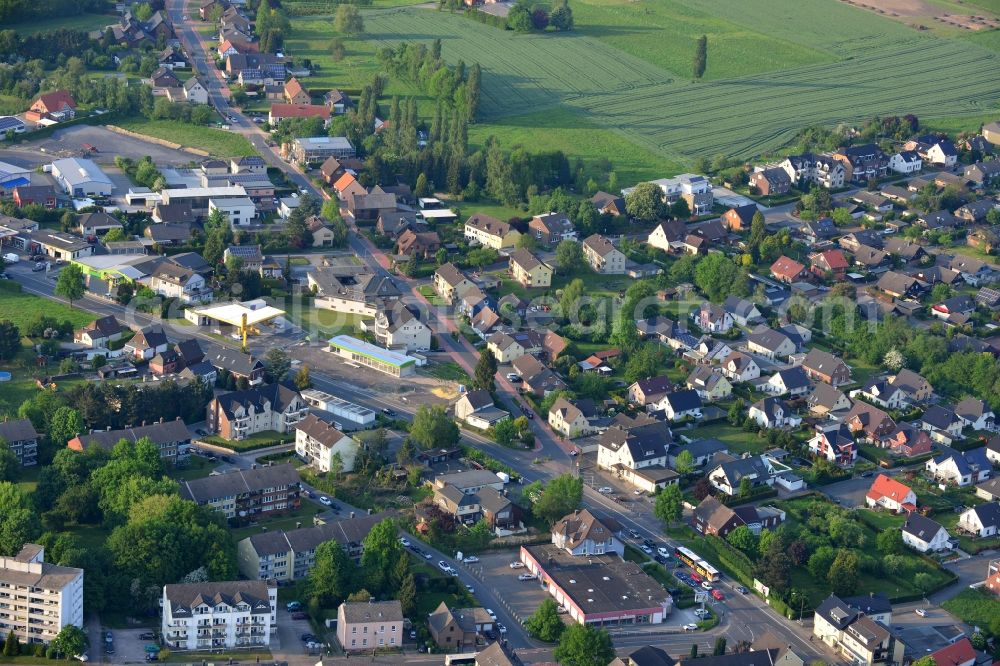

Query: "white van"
<box><xmin>3</xmin><ymin>253</ymin><xmax>19</xmax><ymax>264</ymax></box>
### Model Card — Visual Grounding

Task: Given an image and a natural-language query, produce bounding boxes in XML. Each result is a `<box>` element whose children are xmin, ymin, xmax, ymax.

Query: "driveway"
<box><xmin>109</xmin><ymin>627</ymin><xmax>158</xmax><ymax>664</ymax></box>
<box><xmin>820</xmin><ymin>473</ymin><xmax>882</xmax><ymax>508</ymax></box>
<box><xmin>272</xmin><ymin>607</ymin><xmax>316</xmax><ymax>657</ymax></box>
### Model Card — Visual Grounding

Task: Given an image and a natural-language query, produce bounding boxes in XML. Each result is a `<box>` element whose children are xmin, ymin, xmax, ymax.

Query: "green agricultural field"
<box><xmin>347</xmin><ymin>6</ymin><xmax>1000</xmax><ymax>165</ymax></box>
<box><xmin>13</xmin><ymin>12</ymin><xmax>116</xmax><ymax>35</ymax></box>
<box><xmin>115</xmin><ymin>119</ymin><xmax>257</xmax><ymax>157</ymax></box>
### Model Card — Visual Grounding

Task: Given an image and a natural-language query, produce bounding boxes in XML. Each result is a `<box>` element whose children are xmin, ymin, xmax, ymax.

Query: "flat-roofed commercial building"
<box><xmin>519</xmin><ymin>544</ymin><xmax>671</xmax><ymax>627</ymax></box>
<box><xmin>327</xmin><ymin>334</ymin><xmax>417</xmax><ymax>377</ymax></box>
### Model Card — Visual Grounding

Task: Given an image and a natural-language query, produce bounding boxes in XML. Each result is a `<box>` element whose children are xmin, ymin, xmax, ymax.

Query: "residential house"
<box><xmin>396</xmin><ymin>229</ymin><xmax>440</xmax><ymax>259</ymax></box>
<box><xmin>551</xmin><ymin>509</ymin><xmax>624</xmax><ymax>556</ymax></box>
<box><xmin>876</xmin><ymin>271</ymin><xmax>925</xmax><ymax>300</ymax></box>
<box><xmin>813</xmin><ymin>594</ymin><xmax>904</xmax><ymax>666</ymax></box>
<box><xmin>347</xmin><ymin>188</ymin><xmax>396</xmax><ymax>222</ymax></box>
<box><xmin>324</xmin><ymin>89</ymin><xmax>351</xmax><ymax>114</ymax></box>
<box><xmin>989</xmin><ymin>436</ymin><xmax>1000</xmax><ymax>465</ymax></box>
<box><xmin>722</xmin><ymin>352</ymin><xmax>761</xmax><ymax>383</ymax></box>
<box><xmin>925</xmin><ymin>447</ymin><xmax>992</xmax><ymax>487</ymax></box>
<box><xmin>691</xmin><ymin>496</ymin><xmax>784</xmax><ymax>537</ymax></box>
<box><xmin>964</xmin><ymin>161</ymin><xmax>1000</xmax><ymax>187</ymax></box>
<box><xmin>294</xmin><ymin>413</ymin><xmax>358</xmax><ymax>474</ymax></box>
<box><xmin>283</xmin><ymin>77</ymin><xmax>310</xmax><ymax>105</ymax></box>
<box><xmin>921</xmin><ymin>405</ymin><xmax>965</xmax><ymax>444</ymax></box>
<box><xmin>845</xmin><ymin>402</ymin><xmax>896</xmax><ymax>443</ymax></box>
<box><xmin>851</xmin><ymin>245</ymin><xmax>890</xmax><ymax>272</ymax></box>
<box><xmin>528</xmin><ymin>212</ymin><xmax>577</xmax><ymax>247</ymax></box>
<box><xmin>333</xmin><ymin>172</ymin><xmax>367</xmax><ymax>201</ymax></box>
<box><xmin>955</xmin><ymin>398</ymin><xmax>996</xmax><ymax>432</ymax></box>
<box><xmin>78</xmin><ymin>211</ymin><xmax>122</xmax><ymax>237</ymax></box>
<box><xmin>807</xmin><ymin>383</ymin><xmax>852</xmax><ymax>416</ymax></box>
<box><xmin>582</xmin><ymin>234</ymin><xmax>627</xmax><ymax>274</ymax></box>
<box><xmin>780</xmin><ymin>153</ymin><xmax>846</xmax><ymax>189</ymax></box>
<box><xmin>889</xmin><ymin>150</ymin><xmax>922</xmax><ymax>174</ymax></box>
<box><xmin>808</xmin><ymin>423</ymin><xmax>858</xmax><ymax>466</ymax></box>
<box><xmin>884</xmin><ymin>238</ymin><xmax>928</xmax><ymax>263</ymax></box>
<box><xmin>596</xmin><ymin>419</ymin><xmax>677</xmax><ymax>493</ymax></box>
<box><xmin>268</xmin><ymin>103</ymin><xmax>330</xmax><ymax>127</ymax></box>
<box><xmin>487</xmin><ymin>332</ymin><xmax>525</xmax><ymax>364</ymax></box>
<box><xmin>455</xmin><ymin>390</ymin><xmax>509</xmax><ymax>430</ymax></box>
<box><xmin>801</xmin><ymin>349</ymin><xmax>852</xmax><ymax>386</ymax></box>
<box><xmin>749</xmin><ymin>397</ymin><xmax>801</xmax><ymax>429</ymax></box>
<box><xmin>673</xmin><ymin>438</ymin><xmax>730</xmax><ymax>469</ymax></box>
<box><xmin>907</xmin><ymin>135</ymin><xmax>958</xmax><ymax>167</ymax></box>
<box><xmin>0</xmin><ymin>419</ymin><xmax>39</xmax><ymax>467</ymax></box>
<box><xmin>205</xmin><ymin>383</ymin><xmax>307</xmax><ymax>440</ymax></box>
<box><xmin>150</xmin><ymin>262</ymin><xmax>211</xmax><ymax>303</ymax></box>
<box><xmin>983</xmin><ymin>121</ymin><xmax>1000</xmax><ymax>145</ymax></box>
<box><xmin>432</xmin><ymin>483</ymin><xmax>515</xmax><ymax>533</ymax></box>
<box><xmin>764</xmin><ymin>367</ymin><xmax>811</xmax><ymax>397</ymax></box>
<box><xmin>747</xmin><ymin>326</ymin><xmax>796</xmax><ymax>360</ymax></box>
<box><xmin>865</xmin><ymin>474</ymin><xmax>916</xmax><ymax>513</ymax></box>
<box><xmin>591</xmin><ymin>191</ymin><xmax>626</xmax><ymax>216</ymax></box>
<box><xmin>646</xmin><ymin>219</ymin><xmax>686</xmax><ymax>252</ymax></box>
<box><xmin>707</xmin><ymin>455</ymin><xmax>783</xmax><ymax>496</ymax></box>
<box><xmin>427</xmin><ymin>602</ymin><xmax>491</xmax><ymax>651</ymax></box>
<box><xmin>627</xmin><ymin>377</ymin><xmax>674</xmax><ymax>408</ymax></box>
<box><xmin>73</xmin><ymin>315</ymin><xmax>124</xmax><ymax>348</ymax></box>
<box><xmin>927</xmin><ymin>638</ymin><xmax>977</xmax><ymax>666</ymax></box>
<box><xmin>770</xmin><ymin>256</ymin><xmax>807</xmax><ymax>284</ymax></box>
<box><xmin>685</xmin><ymin>366</ymin><xmax>732</xmax><ymax>401</ymax></box>
<box><xmin>653</xmin><ymin>389</ymin><xmax>703</xmax><ymax>422</ymax></box>
<box><xmin>464</xmin><ymin>214</ymin><xmax>520</xmax><ymax>250</ymax></box>
<box><xmin>26</xmin><ymin>90</ymin><xmax>76</xmax><ymax>122</ymax></box>
<box><xmin>750</xmin><ymin>168</ymin><xmax>792</xmax><ymax>196</ymax></box>
<box><xmin>885</xmin><ymin>424</ymin><xmax>933</xmax><ymax>458</ymax></box>
<box><xmin>434</xmin><ymin>263</ymin><xmax>475</xmax><ymax>303</ymax></box>
<box><xmin>956</xmin><ymin>502</ymin><xmax>1000</xmax><ymax>538</ymax></box>
<box><xmin>514</xmin><ymin>356</ymin><xmax>567</xmax><ymax>397</ymax></box>
<box><xmin>832</xmin><ymin>144</ymin><xmax>890</xmax><ymax>183</ymax></box>
<box><xmin>508</xmin><ymin>249</ymin><xmax>552</xmax><ymax>288</ymax></box>
<box><xmin>721</xmin><ymin>204</ymin><xmax>759</xmax><ymax>232</ymax></box>
<box><xmin>722</xmin><ymin>295</ymin><xmax>762</xmax><ymax>327</ymax></box>
<box><xmin>955</xmin><ymin>200</ymin><xmax>996</xmax><ymax>224</ymax></box>
<box><xmin>889</xmin><ymin>369</ymin><xmax>933</xmax><ymax>403</ymax></box>
<box><xmin>372</xmin><ymin>302</ymin><xmax>430</xmax><ymax>352</ymax></box>
<box><xmin>548</xmin><ymin>397</ymin><xmax>600</xmax><ymax>438</ymax></box>
<box><xmin>851</xmin><ymin>379</ymin><xmax>907</xmax><ymax>410</ymax></box>
<box><xmin>124</xmin><ymin>325</ymin><xmax>169</xmax><ymax>361</ymax></box>
<box><xmin>336</xmin><ymin>601</ymin><xmax>403</xmax><ymax>652</ymax></box>
<box><xmin>901</xmin><ymin>514</ymin><xmax>952</xmax><ymax>553</ymax></box>
<box><xmin>692</xmin><ymin>302</ymin><xmax>733</xmax><ymax>333</ymax></box>
<box><xmin>12</xmin><ymin>185</ymin><xmax>56</xmax><ymax>209</ymax></box>
<box><xmin>976</xmin><ymin>477</ymin><xmax>1000</xmax><ymax>501</ymax></box>
<box><xmin>810</xmin><ymin>249</ymin><xmax>850</xmax><ymax>280</ymax></box>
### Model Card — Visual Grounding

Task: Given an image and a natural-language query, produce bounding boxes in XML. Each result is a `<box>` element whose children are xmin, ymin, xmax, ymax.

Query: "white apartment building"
<box><xmin>161</xmin><ymin>581</ymin><xmax>276</xmax><ymax>651</ymax></box>
<box><xmin>294</xmin><ymin>413</ymin><xmax>359</xmax><ymax>473</ymax></box>
<box><xmin>0</xmin><ymin>544</ymin><xmax>84</xmax><ymax>647</ymax></box>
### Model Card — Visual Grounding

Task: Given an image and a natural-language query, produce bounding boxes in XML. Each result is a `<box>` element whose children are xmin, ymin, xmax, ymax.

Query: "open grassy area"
<box><xmin>0</xmin><ymin>283</ymin><xmax>95</xmax><ymax>333</ymax></box>
<box><xmin>467</xmin><ymin>107</ymin><xmax>686</xmax><ymax>185</ymax></box>
<box><xmin>201</xmin><ymin>430</ymin><xmax>296</xmax><ymax>452</ymax></box>
<box><xmin>421</xmin><ymin>361</ymin><xmax>470</xmax><ymax>383</ymax></box>
<box><xmin>941</xmin><ymin>588</ymin><xmax>1000</xmax><ymax>635</ymax></box>
<box><xmin>683</xmin><ymin>420</ymin><xmax>772</xmax><ymax>455</ymax></box>
<box><xmin>298</xmin><ymin>0</ymin><xmax>1000</xmax><ymax>170</ymax></box>
<box><xmin>12</xmin><ymin>12</ymin><xmax>116</xmax><ymax>35</ymax></box>
<box><xmin>115</xmin><ymin>119</ymin><xmax>257</xmax><ymax>157</ymax></box>
<box><xmin>168</xmin><ymin>454</ymin><xmax>221</xmax><ymax>482</ymax></box>
<box><xmin>230</xmin><ymin>502</ymin><xmax>325</xmax><ymax>540</ymax></box>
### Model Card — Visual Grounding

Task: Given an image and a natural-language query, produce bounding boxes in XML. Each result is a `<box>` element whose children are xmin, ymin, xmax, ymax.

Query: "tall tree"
<box><xmin>263</xmin><ymin>348</ymin><xmax>291</xmax><ymax>383</ymax></box>
<box><xmin>693</xmin><ymin>35</ymin><xmax>707</xmax><ymax>79</ymax></box>
<box><xmin>555</xmin><ymin>240</ymin><xmax>584</xmax><ymax>274</ymax></box>
<box><xmin>55</xmin><ymin>263</ymin><xmax>85</xmax><ymax>309</ymax></box>
<box><xmin>409</xmin><ymin>404</ymin><xmax>459</xmax><ymax>449</ymax></box>
<box><xmin>307</xmin><ymin>541</ymin><xmax>358</xmax><ymax>607</ymax></box>
<box><xmin>653</xmin><ymin>484</ymin><xmax>683</xmax><ymax>525</ymax></box>
<box><xmin>360</xmin><ymin>518</ymin><xmax>404</xmax><ymax>594</ymax></box>
<box><xmin>534</xmin><ymin>473</ymin><xmax>583</xmax><ymax>524</ymax></box>
<box><xmin>0</xmin><ymin>320</ymin><xmax>19</xmax><ymax>361</ymax></box>
<box><xmin>474</xmin><ymin>348</ymin><xmax>498</xmax><ymax>391</ymax></box>
<box><xmin>0</xmin><ymin>482</ymin><xmax>38</xmax><ymax>556</ymax></box>
<box><xmin>334</xmin><ymin>4</ymin><xmax>365</xmax><ymax>34</ymax></box>
<box><xmin>624</xmin><ymin>182</ymin><xmax>662</xmax><ymax>222</ymax></box>
<box><xmin>524</xmin><ymin>598</ymin><xmax>565</xmax><ymax>641</ymax></box>
<box><xmin>553</xmin><ymin>624</ymin><xmax>615</xmax><ymax>666</ymax></box>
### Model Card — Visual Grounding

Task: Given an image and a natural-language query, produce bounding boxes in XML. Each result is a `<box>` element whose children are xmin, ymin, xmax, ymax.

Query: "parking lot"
<box><xmin>1</xmin><ymin>125</ymin><xmax>202</xmax><ymax>167</ymax></box>
<box><xmin>465</xmin><ymin>552</ymin><xmax>553</xmax><ymax>629</ymax></box>
<box><xmin>102</xmin><ymin>627</ymin><xmax>159</xmax><ymax>664</ymax></box>
<box><xmin>273</xmin><ymin>606</ymin><xmax>320</xmax><ymax>656</ymax></box>
<box><xmin>821</xmin><ymin>471</ymin><xmax>883</xmax><ymax>507</ymax></box>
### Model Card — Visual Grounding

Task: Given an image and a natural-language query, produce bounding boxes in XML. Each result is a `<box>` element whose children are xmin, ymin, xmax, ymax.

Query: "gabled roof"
<box><xmin>465</xmin><ymin>213</ymin><xmax>512</xmax><ymax>237</ymax></box>
<box><xmin>929</xmin><ymin>637</ymin><xmax>976</xmax><ymax>666</ymax></box>
<box><xmin>552</xmin><ymin>508</ymin><xmax>617</xmax><ymax>550</ymax></box>
<box><xmin>770</xmin><ymin>255</ymin><xmax>805</xmax><ymax>280</ymax></box>
<box><xmin>508</xmin><ymin>248</ymin><xmax>547</xmax><ymax>273</ymax></box>
<box><xmin>963</xmin><ymin>502</ymin><xmax>1000</xmax><ymax>529</ymax></box>
<box><xmin>582</xmin><ymin>233</ymin><xmax>619</xmax><ymax>257</ymax></box>
<box><xmin>802</xmin><ymin>349</ymin><xmax>848</xmax><ymax>376</ymax></box>
<box><xmin>808</xmin><ymin>382</ymin><xmax>849</xmax><ymax>411</ymax></box>
<box><xmin>748</xmin><ymin>326</ymin><xmax>792</xmax><ymax>353</ymax></box>
<box><xmin>662</xmin><ymin>389</ymin><xmax>702</xmax><ymax>412</ymax></box>
<box><xmin>770</xmin><ymin>366</ymin><xmax>810</xmax><ymax>390</ymax></box>
<box><xmin>902</xmin><ymin>513</ymin><xmax>945</xmax><ymax>543</ymax></box>
<box><xmin>866</xmin><ymin>473</ymin><xmax>913</xmax><ymax>503</ymax></box>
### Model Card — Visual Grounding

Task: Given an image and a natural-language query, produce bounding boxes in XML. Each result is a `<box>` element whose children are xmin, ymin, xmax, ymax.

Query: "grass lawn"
<box><xmin>115</xmin><ymin>118</ymin><xmax>256</xmax><ymax>157</ymax></box>
<box><xmin>14</xmin><ymin>465</ymin><xmax>41</xmax><ymax>496</ymax></box>
<box><xmin>857</xmin><ymin>508</ymin><xmax>904</xmax><ymax>531</ymax></box>
<box><xmin>421</xmin><ymin>361</ymin><xmax>470</xmax><ymax>383</ymax></box>
<box><xmin>417</xmin><ymin>284</ymin><xmax>448</xmax><ymax>307</ymax></box>
<box><xmin>201</xmin><ymin>430</ymin><xmax>296</xmax><ymax>452</ymax></box>
<box><xmin>12</xmin><ymin>12</ymin><xmax>116</xmax><ymax>35</ymax></box>
<box><xmin>0</xmin><ymin>283</ymin><xmax>95</xmax><ymax>332</ymax></box>
<box><xmin>941</xmin><ymin>588</ymin><xmax>1000</xmax><ymax>633</ymax></box>
<box><xmin>0</xmin><ymin>94</ymin><xmax>27</xmax><ymax>116</ymax></box>
<box><xmin>682</xmin><ymin>421</ymin><xmax>771</xmax><ymax>455</ymax></box>
<box><xmin>230</xmin><ymin>502</ymin><xmax>325</xmax><ymax>541</ymax></box>
<box><xmin>168</xmin><ymin>454</ymin><xmax>220</xmax><ymax>482</ymax></box>
<box><xmin>467</xmin><ymin>107</ymin><xmax>686</xmax><ymax>186</ymax></box>
<box><xmin>163</xmin><ymin>652</ymin><xmax>272</xmax><ymax>663</ymax></box>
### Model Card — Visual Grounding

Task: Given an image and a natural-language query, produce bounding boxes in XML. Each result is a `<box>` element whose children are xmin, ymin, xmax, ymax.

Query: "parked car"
<box><xmin>684</xmin><ymin>623</ymin><xmax>698</xmax><ymax>632</ymax></box>
<box><xmin>105</xmin><ymin>632</ymin><xmax>113</xmax><ymax>643</ymax></box>
<box><xmin>381</xmin><ymin>408</ymin><xmax>394</xmax><ymax>416</ymax></box>
<box><xmin>300</xmin><ymin>633</ymin><xmax>316</xmax><ymax>642</ymax></box>
<box><xmin>463</xmin><ymin>555</ymin><xmax>479</xmax><ymax>563</ymax></box>
<box><xmin>915</xmin><ymin>608</ymin><xmax>927</xmax><ymax>617</ymax></box>
<box><xmin>598</xmin><ymin>486</ymin><xmax>613</xmax><ymax>494</ymax></box>
<box><xmin>286</xmin><ymin>601</ymin><xmax>303</xmax><ymax>612</ymax></box>
<box><xmin>292</xmin><ymin>612</ymin><xmax>308</xmax><ymax>620</ymax></box>
<box><xmin>465</xmin><ymin>584</ymin><xmax>474</xmax><ymax>593</ymax></box>
<box><xmin>693</xmin><ymin>608</ymin><xmax>709</xmax><ymax>618</ymax></box>
<box><xmin>139</xmin><ymin>633</ymin><xmax>156</xmax><ymax>641</ymax></box>
<box><xmin>496</xmin><ymin>623</ymin><xmax>507</xmax><ymax>635</ymax></box>
<box><xmin>486</xmin><ymin>609</ymin><xmax>497</xmax><ymax>620</ymax></box>
<box><xmin>73</xmin><ymin>654</ymin><xmax>89</xmax><ymax>662</ymax></box>
<box><xmin>505</xmin><ymin>373</ymin><xmax>519</xmax><ymax>381</ymax></box>
<box><xmin>509</xmin><ymin>562</ymin><xmax>525</xmax><ymax>569</ymax></box>
<box><xmin>523</xmin><ymin>410</ymin><xmax>533</xmax><ymax>419</ymax></box>
<box><xmin>517</xmin><ymin>573</ymin><xmax>537</xmax><ymax>581</ymax></box>
<box><xmin>319</xmin><ymin>496</ymin><xmax>332</xmax><ymax>506</ymax></box>
<box><xmin>399</xmin><ymin>537</ymin><xmax>411</xmax><ymax>547</ymax></box>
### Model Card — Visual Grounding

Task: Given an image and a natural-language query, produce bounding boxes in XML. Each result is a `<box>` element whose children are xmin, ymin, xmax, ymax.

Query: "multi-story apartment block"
<box><xmin>582</xmin><ymin>234</ymin><xmax>627</xmax><ymax>274</ymax></box>
<box><xmin>294</xmin><ymin>413</ymin><xmax>359</xmax><ymax>474</ymax></box>
<box><xmin>235</xmin><ymin>512</ymin><xmax>394</xmax><ymax>581</ymax></box>
<box><xmin>0</xmin><ymin>544</ymin><xmax>84</xmax><ymax>647</ymax></box>
<box><xmin>206</xmin><ymin>383</ymin><xmax>307</xmax><ymax>441</ymax></box>
<box><xmin>161</xmin><ymin>581</ymin><xmax>276</xmax><ymax>651</ymax></box>
<box><xmin>813</xmin><ymin>595</ymin><xmax>904</xmax><ymax>666</ymax></box>
<box><xmin>179</xmin><ymin>464</ymin><xmax>301</xmax><ymax>525</ymax></box>
<box><xmin>508</xmin><ymin>248</ymin><xmax>552</xmax><ymax>288</ymax></box>
<box><xmin>463</xmin><ymin>213</ymin><xmax>520</xmax><ymax>250</ymax></box>
<box><xmin>632</xmin><ymin>174</ymin><xmax>713</xmax><ymax>215</ymax></box>
<box><xmin>0</xmin><ymin>418</ymin><xmax>39</xmax><ymax>467</ymax></box>
<box><xmin>371</xmin><ymin>302</ymin><xmax>431</xmax><ymax>352</ymax></box>
<box><xmin>336</xmin><ymin>600</ymin><xmax>403</xmax><ymax>652</ymax></box>
<box><xmin>780</xmin><ymin>154</ymin><xmax>846</xmax><ymax>189</ymax></box>
<box><xmin>67</xmin><ymin>418</ymin><xmax>191</xmax><ymax>460</ymax></box>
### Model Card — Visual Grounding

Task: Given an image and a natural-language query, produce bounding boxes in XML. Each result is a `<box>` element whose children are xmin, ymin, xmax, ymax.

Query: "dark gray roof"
<box><xmin>663</xmin><ymin>389</ymin><xmax>702</xmax><ymax>412</ymax></box>
<box><xmin>814</xmin><ymin>595</ymin><xmax>860</xmax><ymax>630</ymax></box>
<box><xmin>901</xmin><ymin>513</ymin><xmax>945</xmax><ymax>543</ymax></box>
<box><xmin>748</xmin><ymin>326</ymin><xmax>792</xmax><ymax>353</ymax></box>
<box><xmin>843</xmin><ymin>593</ymin><xmax>892</xmax><ymax>616</ymax></box>
<box><xmin>180</xmin><ymin>463</ymin><xmax>300</xmax><ymax>504</ymax></box>
<box><xmin>209</xmin><ymin>348</ymin><xmax>263</xmax><ymax>376</ymax></box>
<box><xmin>246</xmin><ymin>511</ymin><xmax>395</xmax><ymax>556</ymax></box>
<box><xmin>75</xmin><ymin>419</ymin><xmax>190</xmax><ymax>450</ymax></box>
<box><xmin>772</xmin><ymin>366</ymin><xmax>810</xmax><ymax>390</ymax></box>
<box><xmin>0</xmin><ymin>418</ymin><xmax>39</xmax><ymax>442</ymax></box>
<box><xmin>212</xmin><ymin>383</ymin><xmax>301</xmax><ymax>420</ymax></box>
<box><xmin>165</xmin><ymin>580</ymin><xmax>272</xmax><ymax>617</ymax></box>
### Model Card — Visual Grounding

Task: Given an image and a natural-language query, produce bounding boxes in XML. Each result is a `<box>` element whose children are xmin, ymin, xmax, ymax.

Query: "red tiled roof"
<box><xmin>868</xmin><ymin>473</ymin><xmax>913</xmax><ymax>503</ymax></box>
<box><xmin>770</xmin><ymin>255</ymin><xmax>806</xmax><ymax>279</ymax></box>
<box><xmin>31</xmin><ymin>90</ymin><xmax>76</xmax><ymax>113</ymax></box>
<box><xmin>930</xmin><ymin>637</ymin><xmax>976</xmax><ymax>666</ymax></box>
<box><xmin>269</xmin><ymin>103</ymin><xmax>330</xmax><ymax>120</ymax></box>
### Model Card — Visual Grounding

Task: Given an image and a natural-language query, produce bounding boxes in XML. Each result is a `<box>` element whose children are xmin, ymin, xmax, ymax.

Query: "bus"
<box><xmin>674</xmin><ymin>546</ymin><xmax>720</xmax><ymax>582</ymax></box>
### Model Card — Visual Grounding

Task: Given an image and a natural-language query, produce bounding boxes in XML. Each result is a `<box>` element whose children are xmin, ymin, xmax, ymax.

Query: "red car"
<box><xmin>711</xmin><ymin>589</ymin><xmax>724</xmax><ymax>601</ymax></box>
<box><xmin>690</xmin><ymin>573</ymin><xmax>702</xmax><ymax>583</ymax></box>
<box><xmin>292</xmin><ymin>612</ymin><xmax>308</xmax><ymax>620</ymax></box>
